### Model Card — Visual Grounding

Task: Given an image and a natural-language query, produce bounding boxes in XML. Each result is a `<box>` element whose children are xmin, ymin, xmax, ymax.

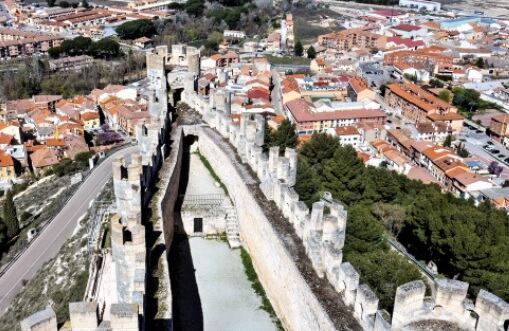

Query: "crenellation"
<box><xmin>69</xmin><ymin>302</ymin><xmax>98</xmax><ymax>331</ymax></box>
<box><xmin>268</xmin><ymin>146</ymin><xmax>280</xmax><ymax>173</ymax></box>
<box><xmin>475</xmin><ymin>289</ymin><xmax>509</xmax><ymax>331</ymax></box>
<box><xmin>20</xmin><ymin>307</ymin><xmax>57</xmax><ymax>331</ymax></box>
<box><xmin>373</xmin><ymin>311</ymin><xmax>391</xmax><ymax>331</ymax></box>
<box><xmin>284</xmin><ymin>148</ymin><xmax>298</xmax><ymax>186</ymax></box>
<box><xmin>292</xmin><ymin>201</ymin><xmax>309</xmax><ymax>239</ymax></box>
<box><xmin>392</xmin><ymin>280</ymin><xmax>427</xmax><ymax>328</ymax></box>
<box><xmin>110</xmin><ymin>303</ymin><xmax>139</xmax><ymax>331</ymax></box>
<box><xmin>433</xmin><ymin>278</ymin><xmax>470</xmax><ymax>316</ymax></box>
<box><xmin>338</xmin><ymin>262</ymin><xmax>360</xmax><ymax>306</ymax></box>
<box><xmin>306</xmin><ymin>231</ymin><xmax>325</xmax><ymax>278</ymax></box>
<box><xmin>321</xmin><ymin>242</ymin><xmax>342</xmax><ymax>282</ymax></box>
<box><xmin>181</xmin><ymin>77</ymin><xmax>509</xmax><ymax>331</ymax></box>
<box><xmin>309</xmin><ymin>201</ymin><xmax>325</xmax><ymax>233</ymax></box>
<box><xmin>354</xmin><ymin>284</ymin><xmax>379</xmax><ymax>329</ymax></box>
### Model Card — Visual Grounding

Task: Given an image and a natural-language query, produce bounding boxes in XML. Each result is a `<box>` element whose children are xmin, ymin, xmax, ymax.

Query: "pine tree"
<box><xmin>264</xmin><ymin>119</ymin><xmax>298</xmax><ymax>152</ymax></box>
<box><xmin>307</xmin><ymin>46</ymin><xmax>316</xmax><ymax>59</ymax></box>
<box><xmin>294</xmin><ymin>40</ymin><xmax>303</xmax><ymax>57</ymax></box>
<box><xmin>3</xmin><ymin>190</ymin><xmax>19</xmax><ymax>239</ymax></box>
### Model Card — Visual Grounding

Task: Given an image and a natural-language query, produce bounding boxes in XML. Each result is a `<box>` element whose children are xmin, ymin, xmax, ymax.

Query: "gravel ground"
<box><xmin>190</xmin><ymin>237</ymin><xmax>278</xmax><ymax>331</ymax></box>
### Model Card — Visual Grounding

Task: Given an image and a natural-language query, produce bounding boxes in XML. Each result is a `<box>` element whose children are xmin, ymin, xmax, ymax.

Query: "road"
<box><xmin>271</xmin><ymin>68</ymin><xmax>284</xmax><ymax>115</ymax></box>
<box><xmin>0</xmin><ymin>145</ymin><xmax>138</xmax><ymax>315</ymax></box>
<box><xmin>459</xmin><ymin>125</ymin><xmax>509</xmax><ymax>179</ymax></box>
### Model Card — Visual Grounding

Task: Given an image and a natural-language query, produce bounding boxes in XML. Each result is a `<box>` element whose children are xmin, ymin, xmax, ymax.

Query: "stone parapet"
<box><xmin>184</xmin><ymin>86</ymin><xmax>509</xmax><ymax>331</ymax></box>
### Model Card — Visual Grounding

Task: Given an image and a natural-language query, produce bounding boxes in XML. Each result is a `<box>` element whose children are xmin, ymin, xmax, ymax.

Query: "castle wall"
<box><xmin>183</xmin><ymin>86</ymin><xmax>509</xmax><ymax>331</ymax></box>
<box><xmin>157</xmin><ymin>126</ymin><xmax>185</xmax><ymax>252</ymax></box>
<box><xmin>195</xmin><ymin>127</ymin><xmax>340</xmax><ymax>331</ymax></box>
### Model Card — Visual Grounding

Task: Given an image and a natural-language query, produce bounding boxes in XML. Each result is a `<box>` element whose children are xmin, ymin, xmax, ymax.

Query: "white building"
<box><xmin>224</xmin><ymin>30</ymin><xmax>246</xmax><ymax>39</ymax></box>
<box><xmin>399</xmin><ymin>0</ymin><xmax>441</xmax><ymax>11</ymax></box>
<box><xmin>328</xmin><ymin>126</ymin><xmax>363</xmax><ymax>147</ymax></box>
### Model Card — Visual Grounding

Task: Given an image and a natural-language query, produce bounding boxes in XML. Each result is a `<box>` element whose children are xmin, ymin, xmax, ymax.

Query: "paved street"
<box><xmin>460</xmin><ymin>125</ymin><xmax>509</xmax><ymax>179</ymax></box>
<box><xmin>271</xmin><ymin>68</ymin><xmax>283</xmax><ymax>115</ymax></box>
<box><xmin>0</xmin><ymin>145</ymin><xmax>138</xmax><ymax>315</ymax></box>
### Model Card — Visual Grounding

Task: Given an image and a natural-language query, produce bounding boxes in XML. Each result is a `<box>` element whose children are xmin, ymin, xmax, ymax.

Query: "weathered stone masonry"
<box><xmin>182</xmin><ymin>60</ymin><xmax>509</xmax><ymax>331</ymax></box>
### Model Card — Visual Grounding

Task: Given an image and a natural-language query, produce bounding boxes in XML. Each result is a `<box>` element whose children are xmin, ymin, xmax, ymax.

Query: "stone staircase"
<box><xmin>223</xmin><ymin>199</ymin><xmax>241</xmax><ymax>248</ymax></box>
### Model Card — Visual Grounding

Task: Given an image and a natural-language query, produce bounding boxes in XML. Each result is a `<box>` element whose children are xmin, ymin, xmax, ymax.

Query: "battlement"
<box><xmin>184</xmin><ymin>86</ymin><xmax>509</xmax><ymax>331</ymax></box>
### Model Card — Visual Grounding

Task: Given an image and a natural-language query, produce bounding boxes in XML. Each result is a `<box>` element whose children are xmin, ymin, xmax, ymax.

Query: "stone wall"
<box><xmin>183</xmin><ymin>84</ymin><xmax>509</xmax><ymax>331</ymax></box>
<box><xmin>20</xmin><ymin>47</ymin><xmax>175</xmax><ymax>331</ymax></box>
<box><xmin>195</xmin><ymin>126</ymin><xmax>345</xmax><ymax>331</ymax></box>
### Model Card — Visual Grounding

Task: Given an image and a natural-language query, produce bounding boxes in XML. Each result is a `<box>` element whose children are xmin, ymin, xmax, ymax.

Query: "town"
<box><xmin>0</xmin><ymin>0</ymin><xmax>507</xmax><ymax>330</ymax></box>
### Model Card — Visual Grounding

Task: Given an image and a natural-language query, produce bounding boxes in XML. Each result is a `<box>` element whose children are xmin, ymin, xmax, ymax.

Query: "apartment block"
<box><xmin>317</xmin><ymin>28</ymin><xmax>385</xmax><ymax>51</ymax></box>
<box><xmin>385</xmin><ymin>83</ymin><xmax>463</xmax><ymax>133</ymax></box>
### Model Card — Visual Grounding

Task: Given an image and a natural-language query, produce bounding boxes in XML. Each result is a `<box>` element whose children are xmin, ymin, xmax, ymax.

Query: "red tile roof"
<box><xmin>286</xmin><ymin>99</ymin><xmax>386</xmax><ymax>123</ymax></box>
<box><xmin>392</xmin><ymin>24</ymin><xmax>422</xmax><ymax>32</ymax></box>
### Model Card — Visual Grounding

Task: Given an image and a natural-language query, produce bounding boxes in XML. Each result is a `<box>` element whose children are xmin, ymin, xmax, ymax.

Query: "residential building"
<box><xmin>389</xmin><ymin>24</ymin><xmax>428</xmax><ymax>39</ymax></box>
<box><xmin>489</xmin><ymin>113</ymin><xmax>509</xmax><ymax>141</ymax></box>
<box><xmin>224</xmin><ymin>30</ymin><xmax>246</xmax><ymax>39</ymax></box>
<box><xmin>347</xmin><ymin>77</ymin><xmax>376</xmax><ymax>101</ymax></box>
<box><xmin>399</xmin><ymin>0</ymin><xmax>441</xmax><ymax>11</ymax></box>
<box><xmin>285</xmin><ymin>98</ymin><xmax>386</xmax><ymax>135</ymax></box>
<box><xmin>30</xmin><ymin>146</ymin><xmax>60</xmax><ymax>174</ymax></box>
<box><xmin>81</xmin><ymin>112</ymin><xmax>101</xmax><ymax>131</ymax></box>
<box><xmin>385</xmin><ymin>83</ymin><xmax>464</xmax><ymax>133</ymax></box>
<box><xmin>48</xmin><ymin>55</ymin><xmax>93</xmax><ymax>71</ymax></box>
<box><xmin>317</xmin><ymin>28</ymin><xmax>385</xmax><ymax>51</ymax></box>
<box><xmin>384</xmin><ymin>49</ymin><xmax>453</xmax><ymax>75</ymax></box>
<box><xmin>332</xmin><ymin>126</ymin><xmax>362</xmax><ymax>146</ymax></box>
<box><xmin>0</xmin><ymin>150</ymin><xmax>16</xmax><ymax>181</ymax></box>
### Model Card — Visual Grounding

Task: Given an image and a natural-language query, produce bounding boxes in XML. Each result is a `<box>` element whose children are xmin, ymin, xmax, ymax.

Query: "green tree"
<box><xmin>443</xmin><ymin>134</ymin><xmax>452</xmax><ymax>147</ymax></box>
<box><xmin>115</xmin><ymin>19</ymin><xmax>156</xmax><ymax>40</ymax></box>
<box><xmin>59</xmin><ymin>0</ymin><xmax>70</xmax><ymax>7</ymax></box>
<box><xmin>294</xmin><ymin>40</ymin><xmax>303</xmax><ymax>57</ymax></box>
<box><xmin>59</xmin><ymin>36</ymin><xmax>93</xmax><ymax>56</ymax></box>
<box><xmin>294</xmin><ymin>157</ymin><xmax>321</xmax><ymax>207</ymax></box>
<box><xmin>264</xmin><ymin>119</ymin><xmax>298</xmax><ymax>152</ymax></box>
<box><xmin>429</xmin><ymin>78</ymin><xmax>444</xmax><ymax>88</ymax></box>
<box><xmin>82</xmin><ymin>0</ymin><xmax>90</xmax><ymax>8</ymax></box>
<box><xmin>347</xmin><ymin>250</ymin><xmax>424</xmax><ymax>312</ymax></box>
<box><xmin>2</xmin><ymin>190</ymin><xmax>19</xmax><ymax>239</ymax></box>
<box><xmin>307</xmin><ymin>45</ymin><xmax>316</xmax><ymax>59</ymax></box>
<box><xmin>343</xmin><ymin>204</ymin><xmax>387</xmax><ymax>255</ymax></box>
<box><xmin>321</xmin><ymin>145</ymin><xmax>365</xmax><ymax>205</ymax></box>
<box><xmin>185</xmin><ymin>0</ymin><xmax>205</xmax><ymax>16</ymax></box>
<box><xmin>452</xmin><ymin>87</ymin><xmax>480</xmax><ymax>113</ymax></box>
<box><xmin>475</xmin><ymin>57</ymin><xmax>487</xmax><ymax>69</ymax></box>
<box><xmin>299</xmin><ymin>132</ymin><xmax>339</xmax><ymax>174</ymax></box>
<box><xmin>88</xmin><ymin>38</ymin><xmax>121</xmax><ymax>59</ymax></box>
<box><xmin>204</xmin><ymin>31</ymin><xmax>224</xmax><ymax>52</ymax></box>
<box><xmin>438</xmin><ymin>90</ymin><xmax>451</xmax><ymax>103</ymax></box>
<box><xmin>74</xmin><ymin>151</ymin><xmax>94</xmax><ymax>168</ymax></box>
<box><xmin>47</xmin><ymin>0</ymin><xmax>56</xmax><ymax>6</ymax></box>
<box><xmin>456</xmin><ymin>142</ymin><xmax>469</xmax><ymax>157</ymax></box>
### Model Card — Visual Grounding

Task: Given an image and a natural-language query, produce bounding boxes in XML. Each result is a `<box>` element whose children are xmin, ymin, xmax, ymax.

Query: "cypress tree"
<box><xmin>3</xmin><ymin>190</ymin><xmax>19</xmax><ymax>238</ymax></box>
<box><xmin>294</xmin><ymin>40</ymin><xmax>303</xmax><ymax>57</ymax></box>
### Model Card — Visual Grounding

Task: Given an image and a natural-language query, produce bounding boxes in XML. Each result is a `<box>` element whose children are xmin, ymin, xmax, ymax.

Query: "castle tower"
<box><xmin>187</xmin><ymin>47</ymin><xmax>200</xmax><ymax>76</ymax></box>
<box><xmin>112</xmin><ymin>156</ymin><xmax>142</xmax><ymax>223</ymax></box>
